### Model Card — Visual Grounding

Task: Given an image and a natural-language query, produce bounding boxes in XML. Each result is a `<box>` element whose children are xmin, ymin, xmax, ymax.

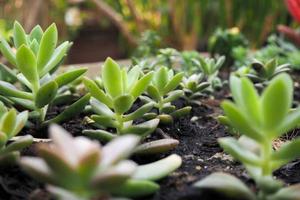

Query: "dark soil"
<box><xmin>1</xmin><ymin>70</ymin><xmax>300</xmax><ymax>200</ymax></box>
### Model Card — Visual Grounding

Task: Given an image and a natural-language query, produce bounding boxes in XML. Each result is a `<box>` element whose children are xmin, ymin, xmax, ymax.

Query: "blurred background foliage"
<box><xmin>0</xmin><ymin>0</ymin><xmax>296</xmax><ymax>63</ymax></box>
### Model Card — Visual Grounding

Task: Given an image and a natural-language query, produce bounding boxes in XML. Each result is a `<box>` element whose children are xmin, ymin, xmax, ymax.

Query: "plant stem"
<box><xmin>115</xmin><ymin>113</ymin><xmax>124</xmax><ymax>135</ymax></box>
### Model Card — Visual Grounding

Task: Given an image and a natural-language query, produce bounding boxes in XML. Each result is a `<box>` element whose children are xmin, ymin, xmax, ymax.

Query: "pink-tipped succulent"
<box><xmin>20</xmin><ymin>125</ymin><xmax>182</xmax><ymax>199</ymax></box>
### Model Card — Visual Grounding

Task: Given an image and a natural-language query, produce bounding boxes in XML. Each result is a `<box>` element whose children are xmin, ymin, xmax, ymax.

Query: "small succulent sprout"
<box><xmin>0</xmin><ymin>102</ymin><xmax>32</xmax><ymax>164</ymax></box>
<box><xmin>20</xmin><ymin>125</ymin><xmax>182</xmax><ymax>199</ymax></box>
<box><xmin>141</xmin><ymin>66</ymin><xmax>191</xmax><ymax>124</ymax></box>
<box><xmin>0</xmin><ymin>21</ymin><xmax>89</xmax><ymax>124</ymax></box>
<box><xmin>156</xmin><ymin>48</ymin><xmax>181</xmax><ymax>69</ymax></box>
<box><xmin>242</xmin><ymin>58</ymin><xmax>290</xmax><ymax>85</ymax></box>
<box><xmin>197</xmin><ymin>56</ymin><xmax>225</xmax><ymax>91</ymax></box>
<box><xmin>195</xmin><ymin>73</ymin><xmax>300</xmax><ymax>199</ymax></box>
<box><xmin>83</xmin><ymin>58</ymin><xmax>158</xmax><ymax>139</ymax></box>
<box><xmin>180</xmin><ymin>73</ymin><xmax>210</xmax><ymax>104</ymax></box>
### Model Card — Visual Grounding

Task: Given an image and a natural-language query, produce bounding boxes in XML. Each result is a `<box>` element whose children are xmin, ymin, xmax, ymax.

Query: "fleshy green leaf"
<box><xmin>102</xmin><ymin>58</ymin><xmax>122</xmax><ymax>98</ymax></box>
<box><xmin>0</xmin><ymin>37</ymin><xmax>17</xmax><ymax>66</ymax></box>
<box><xmin>83</xmin><ymin>78</ymin><xmax>113</xmax><ymax>108</ymax></box>
<box><xmin>133</xmin><ymin>154</ymin><xmax>181</xmax><ymax>180</ymax></box>
<box><xmin>16</xmin><ymin>45</ymin><xmax>39</xmax><ymax>88</ymax></box>
<box><xmin>29</xmin><ymin>39</ymin><xmax>39</xmax><ymax>55</ymax></box>
<box><xmin>90</xmin><ymin>98</ymin><xmax>114</xmax><ymax>117</ymax></box>
<box><xmin>267</xmin><ymin>184</ymin><xmax>300</xmax><ymax>200</ymax></box>
<box><xmin>162</xmin><ymin>72</ymin><xmax>184</xmax><ymax>95</ymax></box>
<box><xmin>40</xmin><ymin>41</ymin><xmax>71</xmax><ymax>76</ymax></box>
<box><xmin>147</xmin><ymin>85</ymin><xmax>161</xmax><ymax>102</ymax></box>
<box><xmin>91</xmin><ymin>115</ymin><xmax>117</xmax><ymax>128</ymax></box>
<box><xmin>222</xmin><ymin>101</ymin><xmax>263</xmax><ymax>142</ymax></box>
<box><xmin>127</xmin><ymin>66</ymin><xmax>141</xmax><ymax>90</ymax></box>
<box><xmin>0</xmin><ymin>109</ymin><xmax>16</xmax><ymax>136</ymax></box>
<box><xmin>44</xmin><ymin>94</ymin><xmax>90</xmax><ymax>125</ymax></box>
<box><xmin>121</xmin><ymin>119</ymin><xmax>159</xmax><ymax>137</ymax></box>
<box><xmin>13</xmin><ymin>21</ymin><xmax>28</xmax><ymax>48</ymax></box>
<box><xmin>0</xmin><ymin>81</ymin><xmax>33</xmax><ymax>100</ymax></box>
<box><xmin>3</xmin><ymin>135</ymin><xmax>33</xmax><ymax>153</ymax></box>
<box><xmin>278</xmin><ymin>107</ymin><xmax>300</xmax><ymax>136</ymax></box>
<box><xmin>153</xmin><ymin>67</ymin><xmax>169</xmax><ymax>93</ymax></box>
<box><xmin>11</xmin><ymin>111</ymin><xmax>28</xmax><ymax>136</ymax></box>
<box><xmin>29</xmin><ymin>25</ymin><xmax>43</xmax><ymax>43</ymax></box>
<box><xmin>218</xmin><ymin>137</ymin><xmax>261</xmax><ymax>166</ymax></box>
<box><xmin>111</xmin><ymin>179</ymin><xmax>159</xmax><ymax>198</ymax></box>
<box><xmin>134</xmin><ymin>139</ymin><xmax>179</xmax><ymax>155</ymax></box>
<box><xmin>271</xmin><ymin>137</ymin><xmax>300</xmax><ymax>168</ymax></box>
<box><xmin>55</xmin><ymin>68</ymin><xmax>87</xmax><ymax>87</ymax></box>
<box><xmin>240</xmin><ymin>78</ymin><xmax>261</xmax><ymax>125</ymax></box>
<box><xmin>123</xmin><ymin>102</ymin><xmax>154</xmax><ymax>121</ymax></box>
<box><xmin>83</xmin><ymin>129</ymin><xmax>116</xmax><ymax>142</ymax></box>
<box><xmin>37</xmin><ymin>23</ymin><xmax>58</xmax><ymax>72</ymax></box>
<box><xmin>193</xmin><ymin>173</ymin><xmax>255</xmax><ymax>200</ymax></box>
<box><xmin>130</xmin><ymin>72</ymin><xmax>153</xmax><ymax>100</ymax></box>
<box><xmin>261</xmin><ymin>73</ymin><xmax>292</xmax><ymax>132</ymax></box>
<box><xmin>35</xmin><ymin>81</ymin><xmax>58</xmax><ymax>108</ymax></box>
<box><xmin>113</xmin><ymin>94</ymin><xmax>134</xmax><ymax>114</ymax></box>
<box><xmin>162</xmin><ymin>90</ymin><xmax>183</xmax><ymax>103</ymax></box>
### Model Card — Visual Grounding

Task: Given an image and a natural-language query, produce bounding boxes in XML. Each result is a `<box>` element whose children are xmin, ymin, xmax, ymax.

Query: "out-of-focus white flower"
<box><xmin>65</xmin><ymin>7</ymin><xmax>82</xmax><ymax>27</ymax></box>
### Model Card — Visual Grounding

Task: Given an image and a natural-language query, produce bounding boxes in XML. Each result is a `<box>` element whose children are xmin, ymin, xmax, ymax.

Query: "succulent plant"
<box><xmin>83</xmin><ymin>58</ymin><xmax>179</xmax><ymax>154</ymax></box>
<box><xmin>195</xmin><ymin>73</ymin><xmax>300</xmax><ymax>200</ymax></box>
<box><xmin>197</xmin><ymin>56</ymin><xmax>225</xmax><ymax>91</ymax></box>
<box><xmin>180</xmin><ymin>73</ymin><xmax>210</xmax><ymax>104</ymax></box>
<box><xmin>82</xmin><ymin>58</ymin><xmax>159</xmax><ymax>137</ymax></box>
<box><xmin>0</xmin><ymin>102</ymin><xmax>32</xmax><ymax>164</ymax></box>
<box><xmin>236</xmin><ymin>58</ymin><xmax>290</xmax><ymax>86</ymax></box>
<box><xmin>20</xmin><ymin>125</ymin><xmax>182</xmax><ymax>200</ymax></box>
<box><xmin>0</xmin><ymin>21</ymin><xmax>89</xmax><ymax>125</ymax></box>
<box><xmin>208</xmin><ymin>27</ymin><xmax>248</xmax><ymax>66</ymax></box>
<box><xmin>140</xmin><ymin>66</ymin><xmax>191</xmax><ymax>124</ymax></box>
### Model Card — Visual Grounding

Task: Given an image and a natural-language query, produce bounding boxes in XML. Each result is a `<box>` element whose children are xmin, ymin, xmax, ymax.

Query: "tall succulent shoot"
<box><xmin>141</xmin><ymin>66</ymin><xmax>191</xmax><ymax>124</ymax></box>
<box><xmin>20</xmin><ymin>125</ymin><xmax>182</xmax><ymax>200</ymax></box>
<box><xmin>0</xmin><ymin>102</ymin><xmax>32</xmax><ymax>164</ymax></box>
<box><xmin>194</xmin><ymin>74</ymin><xmax>300</xmax><ymax>200</ymax></box>
<box><xmin>83</xmin><ymin>58</ymin><xmax>159</xmax><ymax>141</ymax></box>
<box><xmin>0</xmin><ymin>22</ymin><xmax>89</xmax><ymax>124</ymax></box>
<box><xmin>198</xmin><ymin>56</ymin><xmax>225</xmax><ymax>91</ymax></box>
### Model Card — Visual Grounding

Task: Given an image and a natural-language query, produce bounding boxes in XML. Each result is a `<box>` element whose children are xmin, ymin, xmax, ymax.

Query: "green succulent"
<box><xmin>195</xmin><ymin>73</ymin><xmax>300</xmax><ymax>200</ymax></box>
<box><xmin>197</xmin><ymin>56</ymin><xmax>225</xmax><ymax>91</ymax></box>
<box><xmin>20</xmin><ymin>125</ymin><xmax>182</xmax><ymax>200</ymax></box>
<box><xmin>0</xmin><ymin>21</ymin><xmax>89</xmax><ymax>125</ymax></box>
<box><xmin>83</xmin><ymin>58</ymin><xmax>158</xmax><ymax>140</ymax></box>
<box><xmin>180</xmin><ymin>73</ymin><xmax>210</xmax><ymax>104</ymax></box>
<box><xmin>140</xmin><ymin>66</ymin><xmax>191</xmax><ymax>124</ymax></box>
<box><xmin>235</xmin><ymin>59</ymin><xmax>290</xmax><ymax>86</ymax></box>
<box><xmin>0</xmin><ymin>102</ymin><xmax>32</xmax><ymax>164</ymax></box>
<box><xmin>209</xmin><ymin>27</ymin><xmax>248</xmax><ymax>67</ymax></box>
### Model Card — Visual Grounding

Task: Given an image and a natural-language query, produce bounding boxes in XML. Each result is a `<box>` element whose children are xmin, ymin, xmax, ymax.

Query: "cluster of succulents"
<box><xmin>195</xmin><ymin>73</ymin><xmax>300</xmax><ymax>199</ymax></box>
<box><xmin>21</xmin><ymin>125</ymin><xmax>182</xmax><ymax>200</ymax></box>
<box><xmin>0</xmin><ymin>22</ymin><xmax>89</xmax><ymax>126</ymax></box>
<box><xmin>0</xmin><ymin>21</ymin><xmax>300</xmax><ymax>200</ymax></box>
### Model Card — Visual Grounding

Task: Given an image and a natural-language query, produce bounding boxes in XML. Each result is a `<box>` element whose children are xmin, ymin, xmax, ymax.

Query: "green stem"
<box><xmin>261</xmin><ymin>138</ymin><xmax>272</xmax><ymax>176</ymax></box>
<box><xmin>115</xmin><ymin>113</ymin><xmax>124</xmax><ymax>135</ymax></box>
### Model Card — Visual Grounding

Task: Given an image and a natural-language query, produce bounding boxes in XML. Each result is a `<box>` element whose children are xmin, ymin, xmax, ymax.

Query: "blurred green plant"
<box><xmin>0</xmin><ymin>22</ymin><xmax>89</xmax><ymax>125</ymax></box>
<box><xmin>195</xmin><ymin>74</ymin><xmax>300</xmax><ymax>200</ymax></box>
<box><xmin>21</xmin><ymin>125</ymin><xmax>182</xmax><ymax>199</ymax></box>
<box><xmin>141</xmin><ymin>67</ymin><xmax>191</xmax><ymax>124</ymax></box>
<box><xmin>0</xmin><ymin>102</ymin><xmax>32</xmax><ymax>165</ymax></box>
<box><xmin>209</xmin><ymin>28</ymin><xmax>248</xmax><ymax>67</ymax></box>
<box><xmin>234</xmin><ymin>59</ymin><xmax>290</xmax><ymax>87</ymax></box>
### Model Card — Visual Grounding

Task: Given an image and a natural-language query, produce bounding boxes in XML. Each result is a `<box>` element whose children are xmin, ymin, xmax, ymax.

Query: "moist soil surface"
<box><xmin>1</xmin><ymin>71</ymin><xmax>300</xmax><ymax>200</ymax></box>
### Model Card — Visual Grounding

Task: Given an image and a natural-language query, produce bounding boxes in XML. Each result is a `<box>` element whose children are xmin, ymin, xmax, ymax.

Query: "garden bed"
<box><xmin>1</xmin><ymin>68</ymin><xmax>299</xmax><ymax>200</ymax></box>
